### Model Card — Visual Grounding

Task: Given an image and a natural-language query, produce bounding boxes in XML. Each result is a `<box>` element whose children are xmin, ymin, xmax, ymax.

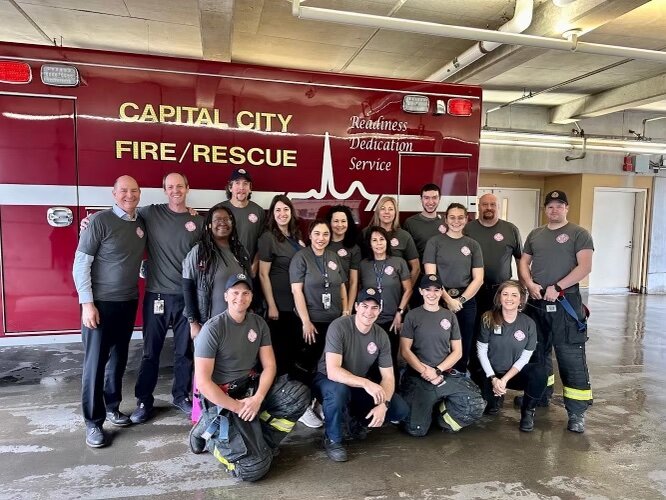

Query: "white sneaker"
<box><xmin>298</xmin><ymin>407</ymin><xmax>323</xmax><ymax>428</ymax></box>
<box><xmin>312</xmin><ymin>400</ymin><xmax>325</xmax><ymax>422</ymax></box>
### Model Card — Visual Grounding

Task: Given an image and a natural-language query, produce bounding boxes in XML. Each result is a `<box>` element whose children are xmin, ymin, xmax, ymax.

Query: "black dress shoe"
<box><xmin>86</xmin><ymin>426</ymin><xmax>106</xmax><ymax>448</ymax></box>
<box><xmin>173</xmin><ymin>397</ymin><xmax>193</xmax><ymax>415</ymax></box>
<box><xmin>106</xmin><ymin>410</ymin><xmax>132</xmax><ymax>427</ymax></box>
<box><xmin>130</xmin><ymin>403</ymin><xmax>153</xmax><ymax>424</ymax></box>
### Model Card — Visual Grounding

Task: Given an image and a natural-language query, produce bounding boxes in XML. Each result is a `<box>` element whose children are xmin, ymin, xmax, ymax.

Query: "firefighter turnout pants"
<box><xmin>525</xmin><ymin>291</ymin><xmax>592</xmax><ymax>415</ymax></box>
<box><xmin>400</xmin><ymin>371</ymin><xmax>485</xmax><ymax>436</ymax></box>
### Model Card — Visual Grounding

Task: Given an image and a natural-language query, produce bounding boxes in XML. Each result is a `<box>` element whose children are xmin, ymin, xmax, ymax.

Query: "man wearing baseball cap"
<box><xmin>312</xmin><ymin>287</ymin><xmax>409</xmax><ymax>462</ymax></box>
<box><xmin>399</xmin><ymin>274</ymin><xmax>485</xmax><ymax>437</ymax></box>
<box><xmin>189</xmin><ymin>273</ymin><xmax>310</xmax><ymax>480</ymax></box>
<box><xmin>518</xmin><ymin>190</ymin><xmax>594</xmax><ymax>433</ymax></box>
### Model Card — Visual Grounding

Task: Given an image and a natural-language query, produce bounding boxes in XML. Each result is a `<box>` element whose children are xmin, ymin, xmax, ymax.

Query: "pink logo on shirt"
<box><xmin>460</xmin><ymin>246</ymin><xmax>471</xmax><ymax>256</ymax></box>
<box><xmin>337</xmin><ymin>248</ymin><xmax>348</xmax><ymax>257</ymax></box>
<box><xmin>384</xmin><ymin>266</ymin><xmax>394</xmax><ymax>276</ymax></box>
<box><xmin>438</xmin><ymin>224</ymin><xmax>447</xmax><ymax>234</ymax></box>
<box><xmin>390</xmin><ymin>238</ymin><xmax>399</xmax><ymax>247</ymax></box>
<box><xmin>514</xmin><ymin>330</ymin><xmax>526</xmax><ymax>341</ymax></box>
<box><xmin>367</xmin><ymin>342</ymin><xmax>378</xmax><ymax>355</ymax></box>
<box><xmin>248</xmin><ymin>329</ymin><xmax>258</xmax><ymax>343</ymax></box>
<box><xmin>298</xmin><ymin>240</ymin><xmax>306</xmax><ymax>247</ymax></box>
<box><xmin>136</xmin><ymin>227</ymin><xmax>144</xmax><ymax>238</ymax></box>
<box><xmin>248</xmin><ymin>213</ymin><xmax>258</xmax><ymax>223</ymax></box>
<box><xmin>494</xmin><ymin>233</ymin><xmax>504</xmax><ymax>242</ymax></box>
<box><xmin>185</xmin><ymin>221</ymin><xmax>197</xmax><ymax>232</ymax></box>
<box><xmin>440</xmin><ymin>319</ymin><xmax>451</xmax><ymax>330</ymax></box>
<box><xmin>327</xmin><ymin>261</ymin><xmax>337</xmax><ymax>271</ymax></box>
<box><xmin>556</xmin><ymin>234</ymin><xmax>570</xmax><ymax>244</ymax></box>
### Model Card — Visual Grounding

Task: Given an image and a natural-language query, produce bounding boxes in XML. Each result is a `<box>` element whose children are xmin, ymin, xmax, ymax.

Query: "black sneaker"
<box><xmin>173</xmin><ymin>398</ymin><xmax>193</xmax><ymax>415</ymax></box>
<box><xmin>106</xmin><ymin>410</ymin><xmax>131</xmax><ymax>427</ymax></box>
<box><xmin>130</xmin><ymin>403</ymin><xmax>153</xmax><ymax>424</ymax></box>
<box><xmin>567</xmin><ymin>413</ymin><xmax>585</xmax><ymax>433</ymax></box>
<box><xmin>189</xmin><ymin>416</ymin><xmax>207</xmax><ymax>454</ymax></box>
<box><xmin>86</xmin><ymin>426</ymin><xmax>106</xmax><ymax>448</ymax></box>
<box><xmin>323</xmin><ymin>438</ymin><xmax>348</xmax><ymax>462</ymax></box>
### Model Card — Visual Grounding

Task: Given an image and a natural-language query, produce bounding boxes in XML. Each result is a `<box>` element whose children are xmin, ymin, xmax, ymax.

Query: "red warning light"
<box><xmin>0</xmin><ymin>61</ymin><xmax>32</xmax><ymax>84</ymax></box>
<box><xmin>447</xmin><ymin>98</ymin><xmax>472</xmax><ymax>116</ymax></box>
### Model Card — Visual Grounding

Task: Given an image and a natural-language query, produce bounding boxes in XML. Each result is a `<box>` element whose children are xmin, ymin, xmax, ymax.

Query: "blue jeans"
<box><xmin>312</xmin><ymin>372</ymin><xmax>409</xmax><ymax>443</ymax></box>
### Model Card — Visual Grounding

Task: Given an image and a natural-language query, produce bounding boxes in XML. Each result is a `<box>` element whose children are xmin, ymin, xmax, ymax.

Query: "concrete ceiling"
<box><xmin>2</xmin><ymin>0</ymin><xmax>666</xmax><ymax>124</ymax></box>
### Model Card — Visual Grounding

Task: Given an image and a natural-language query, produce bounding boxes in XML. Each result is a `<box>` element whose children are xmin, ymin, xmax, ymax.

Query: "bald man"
<box><xmin>73</xmin><ymin>175</ymin><xmax>146</xmax><ymax>448</ymax></box>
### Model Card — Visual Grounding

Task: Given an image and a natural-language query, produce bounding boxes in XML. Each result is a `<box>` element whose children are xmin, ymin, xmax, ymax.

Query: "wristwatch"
<box><xmin>554</xmin><ymin>284</ymin><xmax>563</xmax><ymax>293</ymax></box>
<box><xmin>187</xmin><ymin>317</ymin><xmax>199</xmax><ymax>324</ymax></box>
<box><xmin>435</xmin><ymin>367</ymin><xmax>443</xmax><ymax>376</ymax></box>
<box><xmin>384</xmin><ymin>400</ymin><xmax>391</xmax><ymax>409</ymax></box>
<box><xmin>459</xmin><ymin>296</ymin><xmax>467</xmax><ymax>304</ymax></box>
<box><xmin>488</xmin><ymin>374</ymin><xmax>497</xmax><ymax>381</ymax></box>
<box><xmin>397</xmin><ymin>308</ymin><xmax>405</xmax><ymax>315</ymax></box>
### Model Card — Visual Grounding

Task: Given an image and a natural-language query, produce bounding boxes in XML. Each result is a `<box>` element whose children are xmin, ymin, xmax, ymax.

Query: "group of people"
<box><xmin>73</xmin><ymin>170</ymin><xmax>594</xmax><ymax>480</ymax></box>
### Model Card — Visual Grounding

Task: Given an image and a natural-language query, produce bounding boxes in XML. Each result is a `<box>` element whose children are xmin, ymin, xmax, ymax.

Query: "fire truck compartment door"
<box><xmin>0</xmin><ymin>94</ymin><xmax>80</xmax><ymax>335</ymax></box>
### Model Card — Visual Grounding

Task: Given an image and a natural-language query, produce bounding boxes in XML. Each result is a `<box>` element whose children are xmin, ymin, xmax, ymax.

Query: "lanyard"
<box><xmin>285</xmin><ymin>235</ymin><xmax>301</xmax><ymax>252</ymax></box>
<box><xmin>373</xmin><ymin>259</ymin><xmax>386</xmax><ymax>293</ymax></box>
<box><xmin>312</xmin><ymin>248</ymin><xmax>330</xmax><ymax>289</ymax></box>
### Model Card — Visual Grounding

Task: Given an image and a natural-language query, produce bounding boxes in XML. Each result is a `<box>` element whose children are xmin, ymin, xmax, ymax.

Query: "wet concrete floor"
<box><xmin>0</xmin><ymin>294</ymin><xmax>665</xmax><ymax>499</ymax></box>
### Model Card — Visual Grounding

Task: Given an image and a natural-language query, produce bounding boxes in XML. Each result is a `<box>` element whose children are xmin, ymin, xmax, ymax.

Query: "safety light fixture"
<box><xmin>447</xmin><ymin>98</ymin><xmax>472</xmax><ymax>116</ymax></box>
<box><xmin>0</xmin><ymin>61</ymin><xmax>31</xmax><ymax>84</ymax></box>
<box><xmin>402</xmin><ymin>95</ymin><xmax>429</xmax><ymax>114</ymax></box>
<box><xmin>41</xmin><ymin>64</ymin><xmax>79</xmax><ymax>87</ymax></box>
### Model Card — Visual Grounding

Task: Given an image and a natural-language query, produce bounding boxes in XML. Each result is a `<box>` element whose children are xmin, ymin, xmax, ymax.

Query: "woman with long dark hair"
<box><xmin>325</xmin><ymin>205</ymin><xmax>361</xmax><ymax>311</ymax></box>
<box><xmin>182</xmin><ymin>203</ymin><xmax>251</xmax><ymax>339</ymax></box>
<box><xmin>358</xmin><ymin>226</ymin><xmax>412</xmax><ymax>383</ymax></box>
<box><xmin>476</xmin><ymin>280</ymin><xmax>547</xmax><ymax>432</ymax></box>
<box><xmin>423</xmin><ymin>203</ymin><xmax>483</xmax><ymax>373</ymax></box>
<box><xmin>258</xmin><ymin>195</ymin><xmax>305</xmax><ymax>377</ymax></box>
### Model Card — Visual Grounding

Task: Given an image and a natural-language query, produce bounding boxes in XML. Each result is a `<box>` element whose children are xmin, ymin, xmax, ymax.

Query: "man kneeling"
<box><xmin>190</xmin><ymin>273</ymin><xmax>310</xmax><ymax>481</ymax></box>
<box><xmin>400</xmin><ymin>274</ymin><xmax>485</xmax><ymax>436</ymax></box>
<box><xmin>313</xmin><ymin>287</ymin><xmax>409</xmax><ymax>462</ymax></box>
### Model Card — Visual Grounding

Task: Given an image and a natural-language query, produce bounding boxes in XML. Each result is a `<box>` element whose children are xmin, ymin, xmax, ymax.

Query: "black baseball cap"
<box><xmin>419</xmin><ymin>274</ymin><xmax>443</xmax><ymax>289</ymax></box>
<box><xmin>544</xmin><ymin>190</ymin><xmax>568</xmax><ymax>206</ymax></box>
<box><xmin>225</xmin><ymin>272</ymin><xmax>253</xmax><ymax>291</ymax></box>
<box><xmin>357</xmin><ymin>287</ymin><xmax>382</xmax><ymax>305</ymax></box>
<box><xmin>229</xmin><ymin>168</ymin><xmax>252</xmax><ymax>183</ymax></box>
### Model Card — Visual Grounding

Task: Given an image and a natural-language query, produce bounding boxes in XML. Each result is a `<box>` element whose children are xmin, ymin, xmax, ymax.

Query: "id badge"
<box><xmin>154</xmin><ymin>299</ymin><xmax>165</xmax><ymax>315</ymax></box>
<box><xmin>493</xmin><ymin>325</ymin><xmax>502</xmax><ymax>335</ymax></box>
<box><xmin>322</xmin><ymin>293</ymin><xmax>332</xmax><ymax>310</ymax></box>
<box><xmin>546</xmin><ymin>304</ymin><xmax>557</xmax><ymax>313</ymax></box>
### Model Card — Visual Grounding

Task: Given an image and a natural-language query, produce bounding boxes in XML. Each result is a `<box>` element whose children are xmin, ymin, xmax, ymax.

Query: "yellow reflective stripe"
<box><xmin>260</xmin><ymin>411</ymin><xmax>295</xmax><ymax>433</ymax></box>
<box><xmin>213</xmin><ymin>446</ymin><xmax>236</xmax><ymax>471</ymax></box>
<box><xmin>442</xmin><ymin>412</ymin><xmax>462</xmax><ymax>432</ymax></box>
<box><xmin>563</xmin><ymin>386</ymin><xmax>592</xmax><ymax>401</ymax></box>
<box><xmin>547</xmin><ymin>374</ymin><xmax>555</xmax><ymax>386</ymax></box>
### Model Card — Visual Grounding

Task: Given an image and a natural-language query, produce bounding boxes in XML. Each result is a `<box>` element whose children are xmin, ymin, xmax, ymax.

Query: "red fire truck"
<box><xmin>0</xmin><ymin>42</ymin><xmax>481</xmax><ymax>338</ymax></box>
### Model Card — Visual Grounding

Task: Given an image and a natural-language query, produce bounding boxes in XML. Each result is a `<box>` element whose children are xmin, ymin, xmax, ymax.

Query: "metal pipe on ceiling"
<box><xmin>427</xmin><ymin>0</ymin><xmax>534</xmax><ymax>81</ymax></box>
<box><xmin>291</xmin><ymin>2</ymin><xmax>666</xmax><ymax>64</ymax></box>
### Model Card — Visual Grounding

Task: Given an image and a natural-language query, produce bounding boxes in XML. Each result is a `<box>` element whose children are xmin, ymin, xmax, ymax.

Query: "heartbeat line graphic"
<box><xmin>288</xmin><ymin>132</ymin><xmax>379</xmax><ymax>211</ymax></box>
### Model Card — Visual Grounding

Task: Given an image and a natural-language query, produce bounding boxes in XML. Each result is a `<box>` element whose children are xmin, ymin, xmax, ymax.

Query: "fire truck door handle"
<box><xmin>47</xmin><ymin>207</ymin><xmax>74</xmax><ymax>227</ymax></box>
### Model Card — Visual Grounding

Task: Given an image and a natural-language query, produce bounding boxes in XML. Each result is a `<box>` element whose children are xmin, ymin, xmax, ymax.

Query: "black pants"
<box><xmin>481</xmin><ymin>363</ymin><xmax>548</xmax><ymax>412</ymax></box>
<box><xmin>294</xmin><ymin>321</ymin><xmax>331</xmax><ymax>386</ymax></box>
<box><xmin>471</xmin><ymin>284</ymin><xmax>499</xmax><ymax>374</ymax></box>
<box><xmin>267</xmin><ymin>310</ymin><xmax>302</xmax><ymax>377</ymax></box>
<box><xmin>453</xmin><ymin>296</ymin><xmax>477</xmax><ymax>373</ymax></box>
<box><xmin>525</xmin><ymin>291</ymin><xmax>592</xmax><ymax>415</ymax></box>
<box><xmin>81</xmin><ymin>299</ymin><xmax>138</xmax><ymax>428</ymax></box>
<box><xmin>377</xmin><ymin>320</ymin><xmax>401</xmax><ymax>386</ymax></box>
<box><xmin>135</xmin><ymin>291</ymin><xmax>192</xmax><ymax>406</ymax></box>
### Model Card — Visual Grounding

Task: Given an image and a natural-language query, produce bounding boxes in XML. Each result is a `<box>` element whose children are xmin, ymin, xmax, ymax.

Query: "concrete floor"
<box><xmin>0</xmin><ymin>294</ymin><xmax>665</xmax><ymax>500</ymax></box>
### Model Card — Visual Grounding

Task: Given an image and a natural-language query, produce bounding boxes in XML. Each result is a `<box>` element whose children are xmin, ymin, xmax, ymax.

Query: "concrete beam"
<box><xmin>450</xmin><ymin>0</ymin><xmax>650</xmax><ymax>85</ymax></box>
<box><xmin>550</xmin><ymin>72</ymin><xmax>666</xmax><ymax>124</ymax></box>
<box><xmin>198</xmin><ymin>0</ymin><xmax>234</xmax><ymax>62</ymax></box>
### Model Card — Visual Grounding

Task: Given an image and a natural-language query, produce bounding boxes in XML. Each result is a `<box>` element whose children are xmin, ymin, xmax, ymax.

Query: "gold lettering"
<box><xmin>119</xmin><ymin>103</ymin><xmax>139</xmax><ymax>122</ymax></box>
<box><xmin>236</xmin><ymin>110</ymin><xmax>254</xmax><ymax>129</ymax></box>
<box><xmin>211</xmin><ymin>146</ymin><xmax>228</xmax><ymax>163</ymax></box>
<box><xmin>161</xmin><ymin>142</ymin><xmax>177</xmax><ymax>161</ymax></box>
<box><xmin>115</xmin><ymin>140</ymin><xmax>135</xmax><ymax>159</ymax></box>
<box><xmin>192</xmin><ymin>144</ymin><xmax>210</xmax><ymax>163</ymax></box>
<box><xmin>140</xmin><ymin>104</ymin><xmax>158</xmax><ymax>123</ymax></box>
<box><xmin>197</xmin><ymin>108</ymin><xmax>213</xmax><ymax>127</ymax></box>
<box><xmin>159</xmin><ymin>105</ymin><xmax>176</xmax><ymax>122</ymax></box>
<box><xmin>278</xmin><ymin>114</ymin><xmax>292</xmax><ymax>132</ymax></box>
<box><xmin>283</xmin><ymin>150</ymin><xmax>297</xmax><ymax>167</ymax></box>
<box><xmin>246</xmin><ymin>147</ymin><xmax>264</xmax><ymax>166</ymax></box>
<box><xmin>229</xmin><ymin>146</ymin><xmax>245</xmax><ymax>165</ymax></box>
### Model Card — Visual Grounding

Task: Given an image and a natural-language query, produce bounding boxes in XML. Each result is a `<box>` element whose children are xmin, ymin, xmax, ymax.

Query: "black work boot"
<box><xmin>567</xmin><ymin>413</ymin><xmax>585</xmax><ymax>433</ymax></box>
<box><xmin>519</xmin><ymin>395</ymin><xmax>536</xmax><ymax>432</ymax></box>
<box><xmin>189</xmin><ymin>416</ymin><xmax>208</xmax><ymax>454</ymax></box>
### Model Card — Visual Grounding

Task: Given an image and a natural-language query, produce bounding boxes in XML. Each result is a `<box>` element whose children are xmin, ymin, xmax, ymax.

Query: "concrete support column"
<box><xmin>647</xmin><ymin>176</ymin><xmax>666</xmax><ymax>293</ymax></box>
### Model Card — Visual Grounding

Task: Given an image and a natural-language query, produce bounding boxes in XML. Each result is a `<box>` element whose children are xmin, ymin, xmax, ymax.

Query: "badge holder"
<box><xmin>154</xmin><ymin>294</ymin><xmax>165</xmax><ymax>315</ymax></box>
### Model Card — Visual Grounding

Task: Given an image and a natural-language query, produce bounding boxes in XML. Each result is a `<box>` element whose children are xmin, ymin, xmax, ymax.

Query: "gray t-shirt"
<box><xmin>221</xmin><ymin>200</ymin><xmax>265</xmax><ymax>260</ymax></box>
<box><xmin>257</xmin><ymin>231</ymin><xmax>305</xmax><ymax>312</ymax></box>
<box><xmin>358</xmin><ymin>257</ymin><xmax>410</xmax><ymax>324</ymax></box>
<box><xmin>182</xmin><ymin>243</ymin><xmax>246</xmax><ymax>317</ymax></box>
<box><xmin>464</xmin><ymin>219</ymin><xmax>522</xmax><ymax>286</ymax></box>
<box><xmin>478</xmin><ymin>313</ymin><xmax>536</xmax><ymax>373</ymax></box>
<box><xmin>194</xmin><ymin>311</ymin><xmax>272</xmax><ymax>385</ymax></box>
<box><xmin>363</xmin><ymin>227</ymin><xmax>419</xmax><ymax>262</ymax></box>
<box><xmin>289</xmin><ymin>247</ymin><xmax>347</xmax><ymax>323</ymax></box>
<box><xmin>400</xmin><ymin>306</ymin><xmax>461</xmax><ymax>367</ymax></box>
<box><xmin>317</xmin><ymin>315</ymin><xmax>392</xmax><ymax>377</ymax></box>
<box><xmin>423</xmin><ymin>234</ymin><xmax>483</xmax><ymax>288</ymax></box>
<box><xmin>523</xmin><ymin>223</ymin><xmax>594</xmax><ymax>287</ymax></box>
<box><xmin>327</xmin><ymin>240</ymin><xmax>361</xmax><ymax>279</ymax></box>
<box><xmin>138</xmin><ymin>204</ymin><xmax>203</xmax><ymax>294</ymax></box>
<box><xmin>403</xmin><ymin>214</ymin><xmax>447</xmax><ymax>259</ymax></box>
<box><xmin>76</xmin><ymin>209</ymin><xmax>146</xmax><ymax>301</ymax></box>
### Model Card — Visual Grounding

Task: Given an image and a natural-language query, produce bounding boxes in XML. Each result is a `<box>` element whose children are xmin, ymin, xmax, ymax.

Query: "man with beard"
<box><xmin>464</xmin><ymin>193</ymin><xmax>522</xmax><ymax>319</ymax></box>
<box><xmin>518</xmin><ymin>190</ymin><xmax>593</xmax><ymax>433</ymax></box>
